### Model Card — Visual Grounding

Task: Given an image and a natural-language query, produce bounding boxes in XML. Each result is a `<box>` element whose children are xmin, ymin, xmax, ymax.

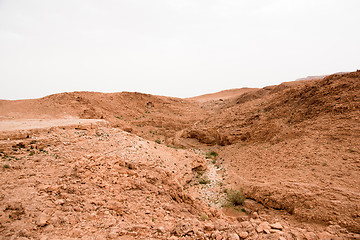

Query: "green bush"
<box><xmin>206</xmin><ymin>151</ymin><xmax>218</xmax><ymax>159</ymax></box>
<box><xmin>225</xmin><ymin>189</ymin><xmax>245</xmax><ymax>206</ymax></box>
<box><xmin>198</xmin><ymin>177</ymin><xmax>211</xmax><ymax>185</ymax></box>
<box><xmin>201</xmin><ymin>214</ymin><xmax>208</xmax><ymax>221</ymax></box>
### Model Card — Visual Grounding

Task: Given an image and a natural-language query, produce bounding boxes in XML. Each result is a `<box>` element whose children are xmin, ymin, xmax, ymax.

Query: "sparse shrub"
<box><xmin>201</xmin><ymin>213</ymin><xmax>208</xmax><ymax>221</ymax></box>
<box><xmin>155</xmin><ymin>139</ymin><xmax>161</xmax><ymax>144</ymax></box>
<box><xmin>3</xmin><ymin>164</ymin><xmax>10</xmax><ymax>169</ymax></box>
<box><xmin>322</xmin><ymin>162</ymin><xmax>328</xmax><ymax>166</ymax></box>
<box><xmin>166</xmin><ymin>145</ymin><xmax>185</xmax><ymax>149</ymax></box>
<box><xmin>29</xmin><ymin>152</ymin><xmax>35</xmax><ymax>156</ymax></box>
<box><xmin>198</xmin><ymin>177</ymin><xmax>211</xmax><ymax>185</ymax></box>
<box><xmin>206</xmin><ymin>151</ymin><xmax>218</xmax><ymax>159</ymax></box>
<box><xmin>225</xmin><ymin>189</ymin><xmax>245</xmax><ymax>206</ymax></box>
<box><xmin>197</xmin><ymin>171</ymin><xmax>205</xmax><ymax>176</ymax></box>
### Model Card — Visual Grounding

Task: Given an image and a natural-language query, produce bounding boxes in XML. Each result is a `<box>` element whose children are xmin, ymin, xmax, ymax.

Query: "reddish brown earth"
<box><xmin>0</xmin><ymin>71</ymin><xmax>359</xmax><ymax>239</ymax></box>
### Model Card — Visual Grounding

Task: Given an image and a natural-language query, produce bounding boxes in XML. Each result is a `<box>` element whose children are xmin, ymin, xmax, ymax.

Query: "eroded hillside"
<box><xmin>186</xmin><ymin>71</ymin><xmax>360</xmax><ymax>232</ymax></box>
<box><xmin>1</xmin><ymin>71</ymin><xmax>360</xmax><ymax>239</ymax></box>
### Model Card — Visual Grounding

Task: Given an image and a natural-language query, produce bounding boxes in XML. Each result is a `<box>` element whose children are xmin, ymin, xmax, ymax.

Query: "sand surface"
<box><xmin>0</xmin><ymin>119</ymin><xmax>105</xmax><ymax>131</ymax></box>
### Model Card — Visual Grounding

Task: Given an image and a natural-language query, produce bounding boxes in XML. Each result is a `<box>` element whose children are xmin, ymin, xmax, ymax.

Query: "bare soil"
<box><xmin>1</xmin><ymin>71</ymin><xmax>359</xmax><ymax>239</ymax></box>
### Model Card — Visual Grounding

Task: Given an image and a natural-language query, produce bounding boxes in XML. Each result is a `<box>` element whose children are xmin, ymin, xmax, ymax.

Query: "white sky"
<box><xmin>0</xmin><ymin>0</ymin><xmax>359</xmax><ymax>100</ymax></box>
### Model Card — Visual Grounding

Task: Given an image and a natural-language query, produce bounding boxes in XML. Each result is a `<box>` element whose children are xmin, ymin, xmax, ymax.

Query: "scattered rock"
<box><xmin>270</xmin><ymin>222</ymin><xmax>283</xmax><ymax>230</ymax></box>
<box><xmin>240</xmin><ymin>221</ymin><xmax>253</xmax><ymax>232</ymax></box>
<box><xmin>270</xmin><ymin>229</ymin><xmax>281</xmax><ymax>233</ymax></box>
<box><xmin>54</xmin><ymin>199</ymin><xmax>65</xmax><ymax>205</ymax></box>
<box><xmin>123</xmin><ymin>127</ymin><xmax>133</xmax><ymax>133</ymax></box>
<box><xmin>106</xmin><ymin>200</ymin><xmax>123</xmax><ymax>216</ymax></box>
<box><xmin>256</xmin><ymin>222</ymin><xmax>270</xmax><ymax>234</ymax></box>
<box><xmin>191</xmin><ymin>157</ymin><xmax>207</xmax><ymax>172</ymax></box>
<box><xmin>108</xmin><ymin>227</ymin><xmax>119</xmax><ymax>239</ymax></box>
<box><xmin>318</xmin><ymin>231</ymin><xmax>335</xmax><ymax>240</ymax></box>
<box><xmin>171</xmin><ymin>222</ymin><xmax>194</xmax><ymax>237</ymax></box>
<box><xmin>228</xmin><ymin>232</ymin><xmax>240</xmax><ymax>240</ymax></box>
<box><xmin>238</xmin><ymin>231</ymin><xmax>249</xmax><ymax>239</ymax></box>
<box><xmin>5</xmin><ymin>202</ymin><xmax>25</xmax><ymax>220</ymax></box>
<box><xmin>304</xmin><ymin>232</ymin><xmax>318</xmax><ymax>240</ymax></box>
<box><xmin>156</xmin><ymin>226</ymin><xmax>165</xmax><ymax>233</ymax></box>
<box><xmin>204</xmin><ymin>223</ymin><xmax>215</xmax><ymax>231</ymax></box>
<box><xmin>251</xmin><ymin>212</ymin><xmax>259</xmax><ymax>219</ymax></box>
<box><xmin>36</xmin><ymin>213</ymin><xmax>49</xmax><ymax>227</ymax></box>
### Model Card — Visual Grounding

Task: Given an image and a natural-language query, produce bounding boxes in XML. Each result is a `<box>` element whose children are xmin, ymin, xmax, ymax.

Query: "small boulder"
<box><xmin>270</xmin><ymin>222</ymin><xmax>283</xmax><ymax>230</ymax></box>
<box><xmin>36</xmin><ymin>213</ymin><xmax>49</xmax><ymax>227</ymax></box>
<box><xmin>228</xmin><ymin>232</ymin><xmax>240</xmax><ymax>240</ymax></box>
<box><xmin>256</xmin><ymin>222</ymin><xmax>270</xmax><ymax>234</ymax></box>
<box><xmin>204</xmin><ymin>223</ymin><xmax>215</xmax><ymax>231</ymax></box>
<box><xmin>238</xmin><ymin>231</ymin><xmax>249</xmax><ymax>239</ymax></box>
<box><xmin>106</xmin><ymin>201</ymin><xmax>123</xmax><ymax>216</ymax></box>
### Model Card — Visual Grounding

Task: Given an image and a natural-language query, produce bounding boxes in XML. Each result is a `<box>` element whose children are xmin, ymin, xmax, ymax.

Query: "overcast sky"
<box><xmin>0</xmin><ymin>0</ymin><xmax>359</xmax><ymax>100</ymax></box>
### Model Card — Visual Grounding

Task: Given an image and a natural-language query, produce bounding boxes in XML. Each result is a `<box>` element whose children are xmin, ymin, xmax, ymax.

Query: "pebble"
<box><xmin>238</xmin><ymin>231</ymin><xmax>249</xmax><ymax>239</ymax></box>
<box><xmin>270</xmin><ymin>229</ymin><xmax>281</xmax><ymax>233</ymax></box>
<box><xmin>108</xmin><ymin>231</ymin><xmax>118</xmax><ymax>239</ymax></box>
<box><xmin>251</xmin><ymin>212</ymin><xmax>259</xmax><ymax>219</ymax></box>
<box><xmin>54</xmin><ymin>199</ymin><xmax>65</xmax><ymax>205</ymax></box>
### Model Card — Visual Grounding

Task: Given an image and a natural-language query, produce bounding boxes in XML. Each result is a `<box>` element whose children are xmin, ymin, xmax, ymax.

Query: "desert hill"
<box><xmin>0</xmin><ymin>71</ymin><xmax>359</xmax><ymax>239</ymax></box>
<box><xmin>187</xmin><ymin>88</ymin><xmax>258</xmax><ymax>103</ymax></box>
<box><xmin>0</xmin><ymin>91</ymin><xmax>208</xmax><ymax>144</ymax></box>
<box><xmin>185</xmin><ymin>71</ymin><xmax>360</xmax><ymax>144</ymax></box>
